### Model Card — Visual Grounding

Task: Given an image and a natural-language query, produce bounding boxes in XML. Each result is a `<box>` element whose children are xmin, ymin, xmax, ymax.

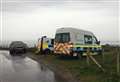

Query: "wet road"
<box><xmin>0</xmin><ymin>50</ymin><xmax>56</xmax><ymax>82</ymax></box>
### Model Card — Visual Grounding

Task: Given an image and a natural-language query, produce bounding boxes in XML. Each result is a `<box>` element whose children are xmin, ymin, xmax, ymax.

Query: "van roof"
<box><xmin>56</xmin><ymin>27</ymin><xmax>94</xmax><ymax>35</ymax></box>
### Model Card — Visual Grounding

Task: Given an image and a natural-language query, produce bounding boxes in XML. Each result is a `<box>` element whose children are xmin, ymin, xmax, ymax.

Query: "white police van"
<box><xmin>54</xmin><ymin>28</ymin><xmax>102</xmax><ymax>57</ymax></box>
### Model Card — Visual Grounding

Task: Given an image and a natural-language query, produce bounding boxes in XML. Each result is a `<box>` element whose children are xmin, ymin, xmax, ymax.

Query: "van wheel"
<box><xmin>73</xmin><ymin>52</ymin><xmax>82</xmax><ymax>59</ymax></box>
<box><xmin>73</xmin><ymin>52</ymin><xmax>78</xmax><ymax>57</ymax></box>
<box><xmin>72</xmin><ymin>52</ymin><xmax>79</xmax><ymax>59</ymax></box>
<box><xmin>44</xmin><ymin>49</ymin><xmax>51</xmax><ymax>55</ymax></box>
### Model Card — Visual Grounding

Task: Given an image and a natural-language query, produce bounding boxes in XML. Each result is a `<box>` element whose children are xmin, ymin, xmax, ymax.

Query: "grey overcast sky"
<box><xmin>0</xmin><ymin>0</ymin><xmax>120</xmax><ymax>45</ymax></box>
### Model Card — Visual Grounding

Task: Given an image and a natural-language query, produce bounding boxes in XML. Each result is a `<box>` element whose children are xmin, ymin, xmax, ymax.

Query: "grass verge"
<box><xmin>29</xmin><ymin>47</ymin><xmax>120</xmax><ymax>82</ymax></box>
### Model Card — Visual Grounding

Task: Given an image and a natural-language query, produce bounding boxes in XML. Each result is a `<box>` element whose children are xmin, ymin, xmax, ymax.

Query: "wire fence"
<box><xmin>85</xmin><ymin>45</ymin><xmax>120</xmax><ymax>82</ymax></box>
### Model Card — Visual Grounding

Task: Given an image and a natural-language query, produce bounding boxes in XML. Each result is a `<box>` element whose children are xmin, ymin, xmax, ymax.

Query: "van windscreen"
<box><xmin>55</xmin><ymin>33</ymin><xmax>70</xmax><ymax>43</ymax></box>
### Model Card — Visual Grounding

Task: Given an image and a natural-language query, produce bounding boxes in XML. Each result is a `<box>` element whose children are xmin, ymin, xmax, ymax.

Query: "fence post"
<box><xmin>117</xmin><ymin>47</ymin><xmax>120</xmax><ymax>74</ymax></box>
<box><xmin>86</xmin><ymin>48</ymin><xmax>105</xmax><ymax>72</ymax></box>
<box><xmin>86</xmin><ymin>48</ymin><xmax>90</xmax><ymax>66</ymax></box>
<box><xmin>102</xmin><ymin>49</ymin><xmax>105</xmax><ymax>64</ymax></box>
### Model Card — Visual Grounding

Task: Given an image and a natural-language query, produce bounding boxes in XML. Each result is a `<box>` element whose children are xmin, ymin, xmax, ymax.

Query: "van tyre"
<box><xmin>72</xmin><ymin>52</ymin><xmax>79</xmax><ymax>59</ymax></box>
<box><xmin>73</xmin><ymin>52</ymin><xmax>77</xmax><ymax>56</ymax></box>
<box><xmin>44</xmin><ymin>49</ymin><xmax>51</xmax><ymax>55</ymax></box>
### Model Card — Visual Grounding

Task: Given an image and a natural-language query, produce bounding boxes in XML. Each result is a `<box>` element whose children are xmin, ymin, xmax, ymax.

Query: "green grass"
<box><xmin>31</xmin><ymin>46</ymin><xmax>120</xmax><ymax>82</ymax></box>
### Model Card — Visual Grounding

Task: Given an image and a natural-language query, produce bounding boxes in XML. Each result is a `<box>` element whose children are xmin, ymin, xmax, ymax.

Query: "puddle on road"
<box><xmin>0</xmin><ymin>51</ymin><xmax>56</xmax><ymax>82</ymax></box>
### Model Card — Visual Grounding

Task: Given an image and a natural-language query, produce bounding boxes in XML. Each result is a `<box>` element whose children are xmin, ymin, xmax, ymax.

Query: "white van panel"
<box><xmin>56</xmin><ymin>28</ymin><xmax>96</xmax><ymax>45</ymax></box>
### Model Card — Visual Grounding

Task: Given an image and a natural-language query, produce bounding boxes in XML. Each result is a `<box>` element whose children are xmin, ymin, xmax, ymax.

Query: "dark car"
<box><xmin>9</xmin><ymin>41</ymin><xmax>28</xmax><ymax>55</ymax></box>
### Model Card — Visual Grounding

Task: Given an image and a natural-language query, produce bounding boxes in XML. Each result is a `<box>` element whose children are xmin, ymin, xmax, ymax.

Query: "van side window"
<box><xmin>84</xmin><ymin>35</ymin><xmax>92</xmax><ymax>44</ymax></box>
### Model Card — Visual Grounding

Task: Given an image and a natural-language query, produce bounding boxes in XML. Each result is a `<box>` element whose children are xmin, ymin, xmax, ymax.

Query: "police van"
<box><xmin>36</xmin><ymin>37</ymin><xmax>54</xmax><ymax>54</ymax></box>
<box><xmin>54</xmin><ymin>28</ymin><xmax>102</xmax><ymax>57</ymax></box>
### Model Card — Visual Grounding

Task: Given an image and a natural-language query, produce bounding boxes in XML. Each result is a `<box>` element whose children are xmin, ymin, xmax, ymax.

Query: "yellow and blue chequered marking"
<box><xmin>73</xmin><ymin>45</ymin><xmax>102</xmax><ymax>52</ymax></box>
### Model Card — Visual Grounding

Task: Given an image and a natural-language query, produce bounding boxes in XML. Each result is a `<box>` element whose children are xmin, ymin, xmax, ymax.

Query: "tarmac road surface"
<box><xmin>0</xmin><ymin>50</ymin><xmax>56</xmax><ymax>82</ymax></box>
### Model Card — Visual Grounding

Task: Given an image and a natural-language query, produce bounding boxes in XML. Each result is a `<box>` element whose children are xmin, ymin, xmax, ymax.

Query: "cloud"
<box><xmin>1</xmin><ymin>0</ymin><xmax>119</xmax><ymax>46</ymax></box>
<box><xmin>2</xmin><ymin>0</ymin><xmax>118</xmax><ymax>13</ymax></box>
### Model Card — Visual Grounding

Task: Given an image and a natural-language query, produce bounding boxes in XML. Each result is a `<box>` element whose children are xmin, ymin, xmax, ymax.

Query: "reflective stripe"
<box><xmin>73</xmin><ymin>45</ymin><xmax>102</xmax><ymax>48</ymax></box>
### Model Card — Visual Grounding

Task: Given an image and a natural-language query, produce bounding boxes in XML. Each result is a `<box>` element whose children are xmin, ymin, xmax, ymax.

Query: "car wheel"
<box><xmin>10</xmin><ymin>50</ymin><xmax>15</xmax><ymax>55</ymax></box>
<box><xmin>23</xmin><ymin>49</ymin><xmax>26</xmax><ymax>53</ymax></box>
<box><xmin>10</xmin><ymin>50</ymin><xmax>13</xmax><ymax>54</ymax></box>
